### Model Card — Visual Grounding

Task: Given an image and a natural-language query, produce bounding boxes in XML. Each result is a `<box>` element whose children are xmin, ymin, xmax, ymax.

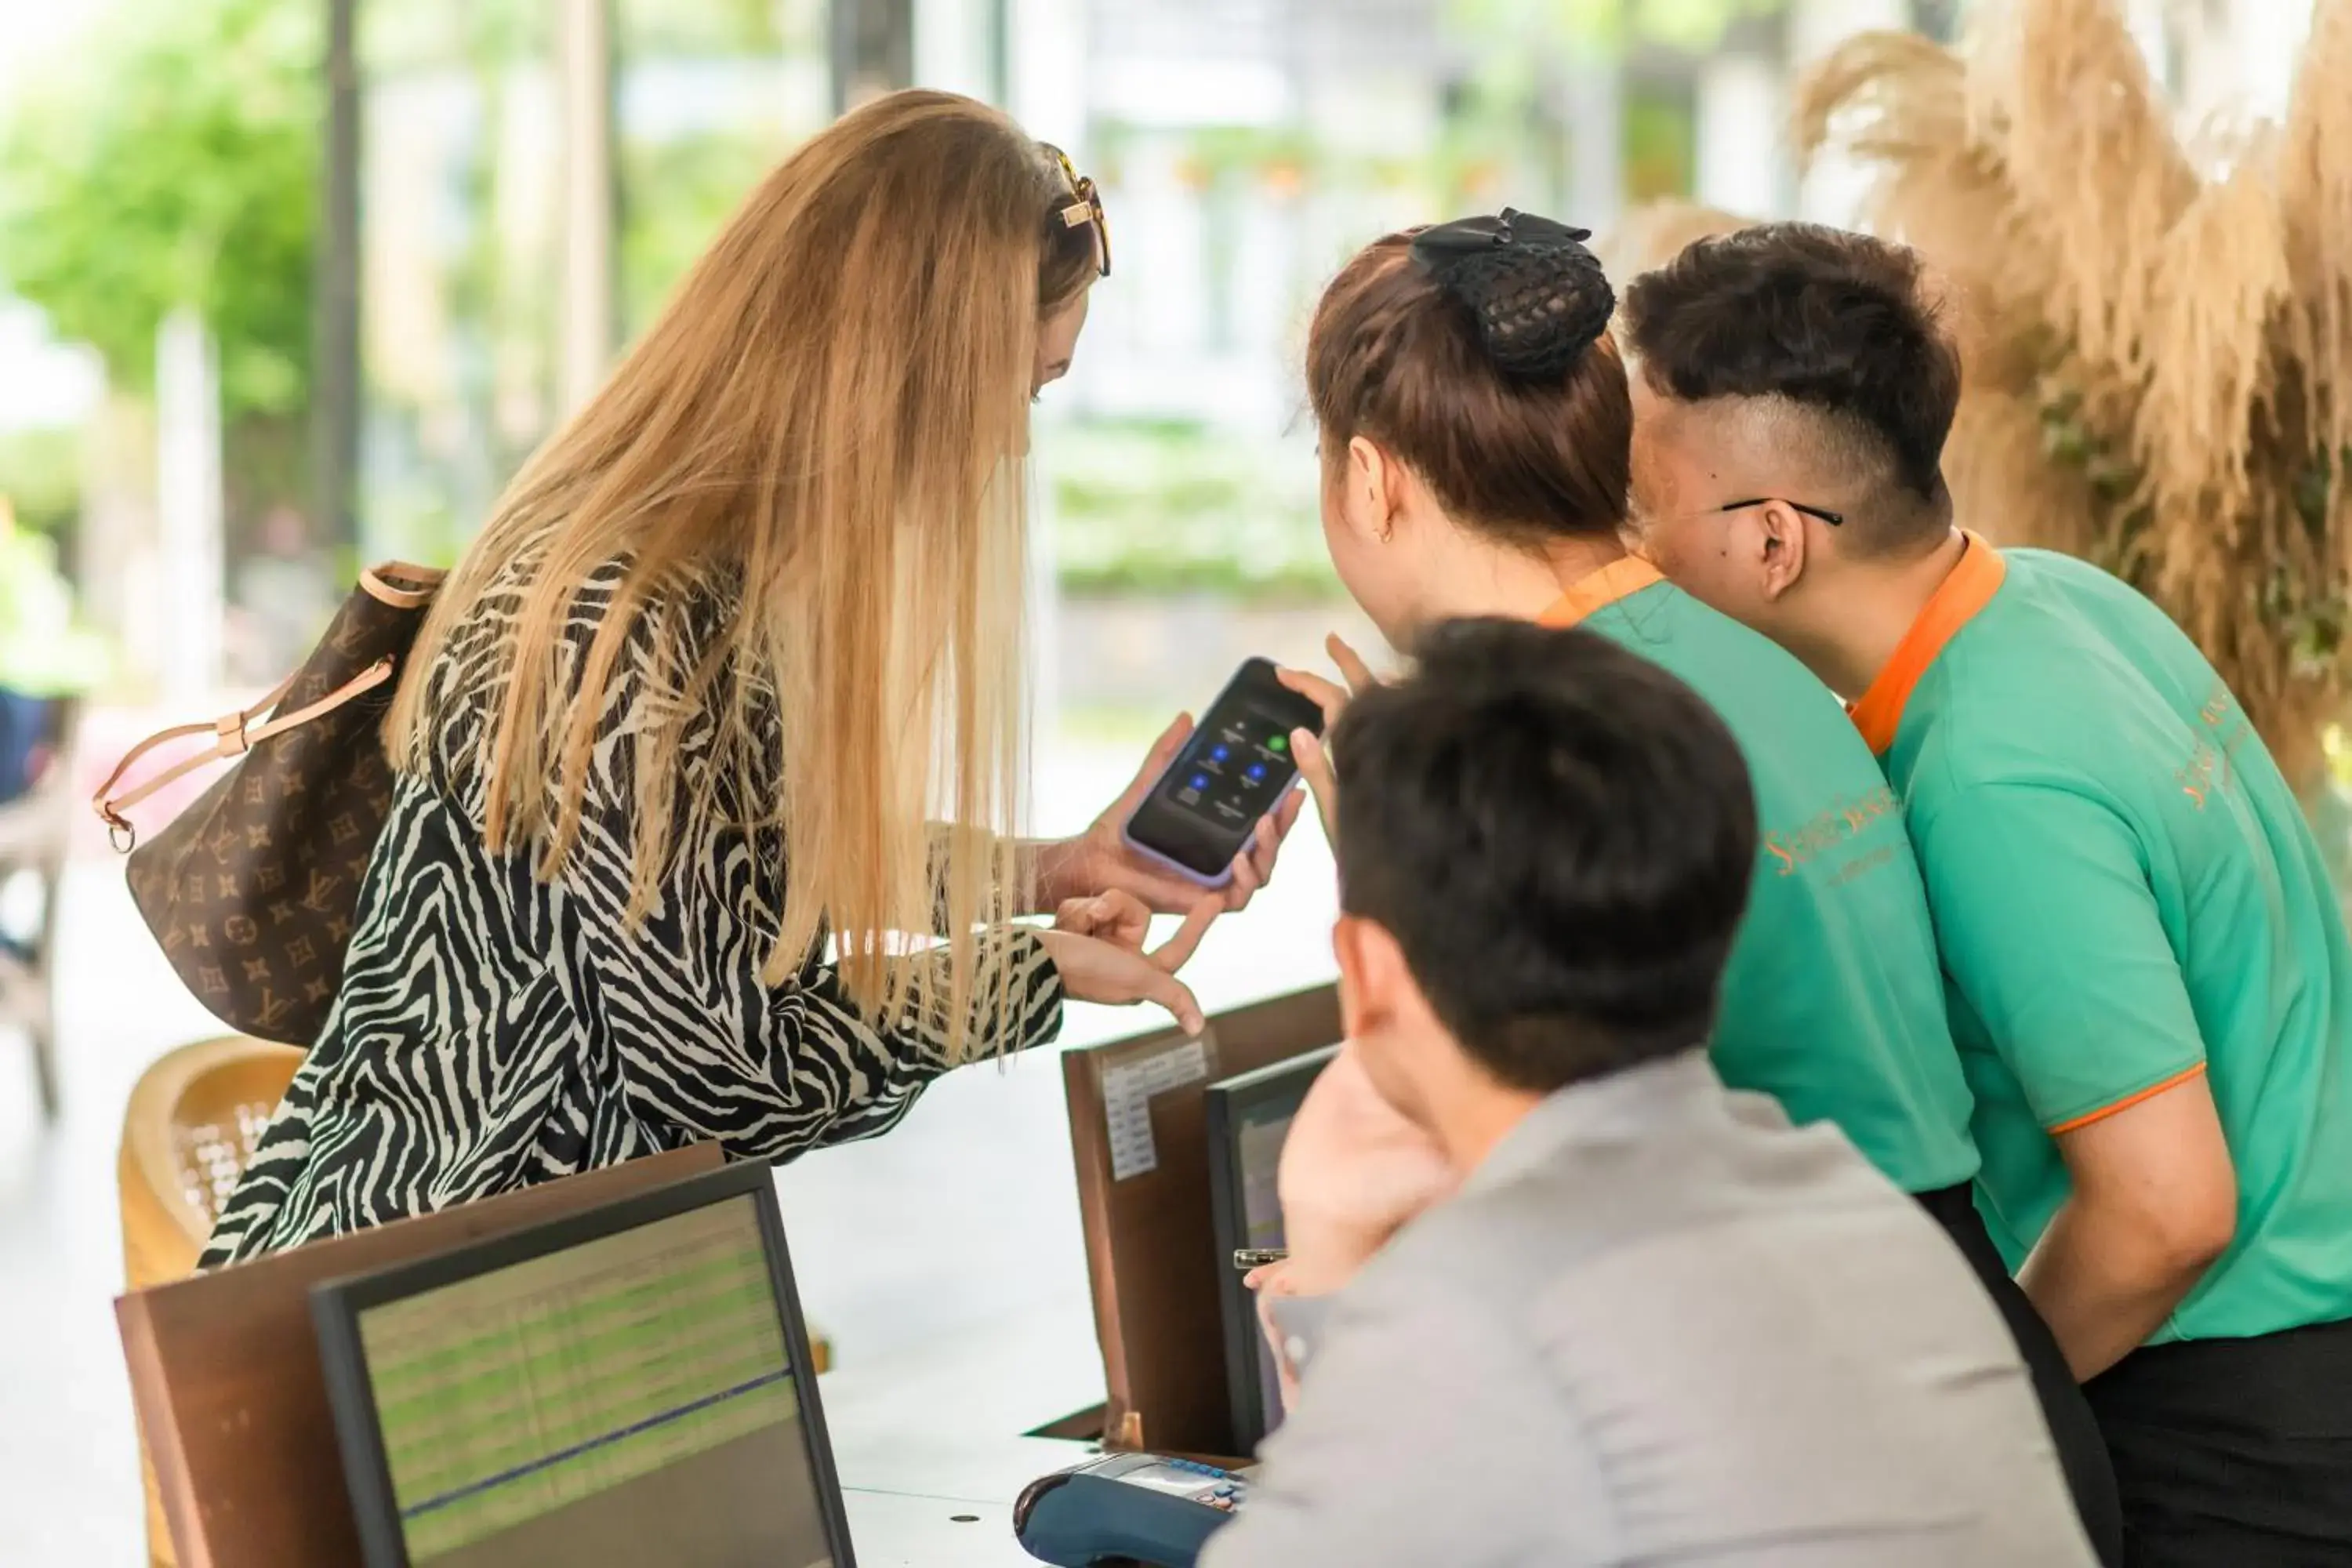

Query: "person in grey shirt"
<box><xmin>1203</xmin><ymin>619</ymin><xmax>2096</xmax><ymax>1568</ymax></box>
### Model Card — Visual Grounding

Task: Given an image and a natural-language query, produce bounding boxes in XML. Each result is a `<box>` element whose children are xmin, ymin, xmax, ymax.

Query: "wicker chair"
<box><xmin>119</xmin><ymin>1036</ymin><xmax>305</xmax><ymax>1568</ymax></box>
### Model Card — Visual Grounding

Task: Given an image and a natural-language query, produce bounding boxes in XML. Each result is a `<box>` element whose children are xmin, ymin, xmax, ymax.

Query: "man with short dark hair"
<box><xmin>1621</xmin><ymin>221</ymin><xmax>2352</xmax><ymax>1566</ymax></box>
<box><xmin>1200</xmin><ymin>619</ymin><xmax>2093</xmax><ymax>1568</ymax></box>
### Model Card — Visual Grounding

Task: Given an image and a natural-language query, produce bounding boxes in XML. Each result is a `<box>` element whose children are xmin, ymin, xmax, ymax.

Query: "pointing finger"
<box><xmin>1145</xmin><ymin>971</ymin><xmax>1206</xmax><ymax>1036</ymax></box>
<box><xmin>1328</xmin><ymin>635</ymin><xmax>1379</xmax><ymax>697</ymax></box>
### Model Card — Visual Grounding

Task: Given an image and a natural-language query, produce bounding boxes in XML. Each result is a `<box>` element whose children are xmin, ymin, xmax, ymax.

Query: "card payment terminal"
<box><xmin>1013</xmin><ymin>1451</ymin><xmax>1248</xmax><ymax>1567</ymax></box>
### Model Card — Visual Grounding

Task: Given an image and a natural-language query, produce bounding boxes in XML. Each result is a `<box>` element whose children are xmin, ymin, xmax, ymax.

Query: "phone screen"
<box><xmin>1124</xmin><ymin>660</ymin><xmax>1326</xmax><ymax>881</ymax></box>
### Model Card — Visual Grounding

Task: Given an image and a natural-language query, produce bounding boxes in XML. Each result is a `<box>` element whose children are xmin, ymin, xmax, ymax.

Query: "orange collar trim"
<box><xmin>1847</xmin><ymin>532</ymin><xmax>2005</xmax><ymax>755</ymax></box>
<box><xmin>1539</xmin><ymin>556</ymin><xmax>1664</xmax><ymax>630</ymax></box>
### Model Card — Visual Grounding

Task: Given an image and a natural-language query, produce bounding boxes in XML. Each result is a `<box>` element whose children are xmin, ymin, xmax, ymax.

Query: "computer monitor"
<box><xmin>1203</xmin><ymin>1045</ymin><xmax>1337</xmax><ymax>1456</ymax></box>
<box><xmin>309</xmin><ymin>1161</ymin><xmax>854</xmax><ymax>1568</ymax></box>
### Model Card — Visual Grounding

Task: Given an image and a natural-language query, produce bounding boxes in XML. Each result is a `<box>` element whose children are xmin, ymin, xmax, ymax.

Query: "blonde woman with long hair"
<box><xmin>201</xmin><ymin>91</ymin><xmax>1299</xmax><ymax>1266</ymax></box>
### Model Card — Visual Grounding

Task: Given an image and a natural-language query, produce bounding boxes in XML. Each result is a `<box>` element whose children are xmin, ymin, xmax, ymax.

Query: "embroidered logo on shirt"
<box><xmin>1763</xmin><ymin>786</ymin><xmax>1902</xmax><ymax>877</ymax></box>
<box><xmin>2176</xmin><ymin>681</ymin><xmax>2252</xmax><ymax>811</ymax></box>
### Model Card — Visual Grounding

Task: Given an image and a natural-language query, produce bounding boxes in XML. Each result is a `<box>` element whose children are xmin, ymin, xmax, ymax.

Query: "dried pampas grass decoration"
<box><xmin>1795</xmin><ymin>0</ymin><xmax>2352</xmax><ymax>787</ymax></box>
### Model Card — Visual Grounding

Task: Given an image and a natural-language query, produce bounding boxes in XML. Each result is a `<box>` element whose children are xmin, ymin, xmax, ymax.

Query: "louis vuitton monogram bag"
<box><xmin>94</xmin><ymin>564</ymin><xmax>443</xmax><ymax>1044</ymax></box>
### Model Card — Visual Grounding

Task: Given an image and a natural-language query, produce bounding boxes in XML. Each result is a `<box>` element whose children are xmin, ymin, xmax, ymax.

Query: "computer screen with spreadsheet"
<box><xmin>310</xmin><ymin>1163</ymin><xmax>851</xmax><ymax>1568</ymax></box>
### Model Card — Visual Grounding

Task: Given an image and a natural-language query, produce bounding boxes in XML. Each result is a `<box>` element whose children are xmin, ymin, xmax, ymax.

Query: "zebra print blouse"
<box><xmin>198</xmin><ymin>568</ymin><xmax>1065</xmax><ymax>1269</ymax></box>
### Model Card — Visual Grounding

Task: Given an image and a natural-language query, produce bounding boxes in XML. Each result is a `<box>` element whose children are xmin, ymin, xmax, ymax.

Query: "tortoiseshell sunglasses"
<box><xmin>1041</xmin><ymin>142</ymin><xmax>1110</xmax><ymax>278</ymax></box>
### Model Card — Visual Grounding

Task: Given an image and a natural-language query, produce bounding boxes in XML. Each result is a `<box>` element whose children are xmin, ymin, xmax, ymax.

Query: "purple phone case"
<box><xmin>1120</xmin><ymin>821</ymin><xmax>1246</xmax><ymax>891</ymax></box>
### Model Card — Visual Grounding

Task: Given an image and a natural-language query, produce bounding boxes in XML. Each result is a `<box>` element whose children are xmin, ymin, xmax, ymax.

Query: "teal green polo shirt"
<box><xmin>1544</xmin><ymin>557</ymin><xmax>1979</xmax><ymax>1194</ymax></box>
<box><xmin>1854</xmin><ymin>537</ymin><xmax>2352</xmax><ymax>1343</ymax></box>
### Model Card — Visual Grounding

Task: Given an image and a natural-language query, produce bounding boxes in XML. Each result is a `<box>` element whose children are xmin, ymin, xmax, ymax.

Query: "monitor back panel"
<box><xmin>1062</xmin><ymin>984</ymin><xmax>1342</xmax><ymax>1457</ymax></box>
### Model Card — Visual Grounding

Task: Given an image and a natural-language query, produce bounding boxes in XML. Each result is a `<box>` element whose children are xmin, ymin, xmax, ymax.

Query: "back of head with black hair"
<box><xmin>1621</xmin><ymin>223</ymin><xmax>1961</xmax><ymax>547</ymax></box>
<box><xmin>1331</xmin><ymin>619</ymin><xmax>1757</xmax><ymax>1092</ymax></box>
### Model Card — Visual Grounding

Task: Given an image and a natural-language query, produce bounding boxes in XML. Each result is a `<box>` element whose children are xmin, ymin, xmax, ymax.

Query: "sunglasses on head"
<box><xmin>1041</xmin><ymin>143</ymin><xmax>1111</xmax><ymax>279</ymax></box>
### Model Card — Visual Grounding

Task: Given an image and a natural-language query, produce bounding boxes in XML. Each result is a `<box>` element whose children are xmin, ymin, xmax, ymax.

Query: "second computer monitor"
<box><xmin>308</xmin><ymin>1161</ymin><xmax>851</xmax><ymax>1568</ymax></box>
<box><xmin>1203</xmin><ymin>1044</ymin><xmax>1337</xmax><ymax>1457</ymax></box>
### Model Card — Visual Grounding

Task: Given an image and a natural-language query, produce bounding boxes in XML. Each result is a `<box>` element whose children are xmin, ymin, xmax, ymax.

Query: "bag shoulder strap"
<box><xmin>92</xmin><ymin>656</ymin><xmax>399</xmax><ymax>850</ymax></box>
<box><xmin>362</xmin><ymin>561</ymin><xmax>444</xmax><ymax>610</ymax></box>
<box><xmin>92</xmin><ymin>560</ymin><xmax>441</xmax><ymax>848</ymax></box>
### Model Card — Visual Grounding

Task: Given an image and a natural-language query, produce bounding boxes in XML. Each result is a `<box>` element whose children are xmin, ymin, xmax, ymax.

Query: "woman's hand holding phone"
<box><xmin>1032</xmin><ymin>713</ymin><xmax>1305</xmax><ymax>915</ymax></box>
<box><xmin>1037</xmin><ymin>888</ymin><xmax>1218</xmax><ymax>1035</ymax></box>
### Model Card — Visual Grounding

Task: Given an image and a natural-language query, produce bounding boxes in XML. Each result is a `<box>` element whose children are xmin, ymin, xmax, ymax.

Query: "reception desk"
<box><xmin>119</xmin><ymin>987</ymin><xmax>1327</xmax><ymax>1567</ymax></box>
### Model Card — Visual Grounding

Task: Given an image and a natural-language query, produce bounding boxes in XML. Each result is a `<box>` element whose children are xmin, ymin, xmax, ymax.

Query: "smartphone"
<box><xmin>1123</xmin><ymin>658</ymin><xmax>1326</xmax><ymax>887</ymax></box>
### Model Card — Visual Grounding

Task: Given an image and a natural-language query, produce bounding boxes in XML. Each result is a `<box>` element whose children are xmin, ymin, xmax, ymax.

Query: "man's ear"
<box><xmin>1755</xmin><ymin>499</ymin><xmax>1811</xmax><ymax>603</ymax></box>
<box><xmin>1333</xmin><ymin>913</ymin><xmax>1415</xmax><ymax>1044</ymax></box>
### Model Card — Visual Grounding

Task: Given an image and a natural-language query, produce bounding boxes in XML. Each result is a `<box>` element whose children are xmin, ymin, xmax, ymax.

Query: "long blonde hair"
<box><xmin>387</xmin><ymin>90</ymin><xmax>1100</xmax><ymax>1059</ymax></box>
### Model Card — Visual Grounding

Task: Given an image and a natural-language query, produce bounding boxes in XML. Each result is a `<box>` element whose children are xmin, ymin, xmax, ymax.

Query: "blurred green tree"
<box><xmin>0</xmin><ymin>0</ymin><xmax>318</xmax><ymax>428</ymax></box>
<box><xmin>613</xmin><ymin>0</ymin><xmax>830</xmax><ymax>340</ymax></box>
<box><xmin>1447</xmin><ymin>0</ymin><xmax>1788</xmax><ymax>57</ymax></box>
<box><xmin>1442</xmin><ymin>0</ymin><xmax>1786</xmax><ymax>207</ymax></box>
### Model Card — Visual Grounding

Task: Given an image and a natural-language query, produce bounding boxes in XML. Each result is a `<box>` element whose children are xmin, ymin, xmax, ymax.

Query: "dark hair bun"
<box><xmin>1411</xmin><ymin>209</ymin><xmax>1615</xmax><ymax>380</ymax></box>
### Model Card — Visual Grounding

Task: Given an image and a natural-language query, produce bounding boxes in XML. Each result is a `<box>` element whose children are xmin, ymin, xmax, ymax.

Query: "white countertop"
<box><xmin>838</xmin><ymin>1489</ymin><xmax>1037</xmax><ymax>1567</ymax></box>
<box><xmin>817</xmin><ymin>1293</ymin><xmax>1111</xmax><ymax>1563</ymax></box>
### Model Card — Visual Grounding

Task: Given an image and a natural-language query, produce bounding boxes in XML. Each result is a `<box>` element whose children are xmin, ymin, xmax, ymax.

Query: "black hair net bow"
<box><xmin>1410</xmin><ymin>208</ymin><xmax>1615</xmax><ymax>380</ymax></box>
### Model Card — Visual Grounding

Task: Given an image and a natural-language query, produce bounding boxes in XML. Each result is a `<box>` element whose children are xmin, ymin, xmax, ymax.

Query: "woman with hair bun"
<box><xmin>1269</xmin><ymin>211</ymin><xmax>2122</xmax><ymax>1563</ymax></box>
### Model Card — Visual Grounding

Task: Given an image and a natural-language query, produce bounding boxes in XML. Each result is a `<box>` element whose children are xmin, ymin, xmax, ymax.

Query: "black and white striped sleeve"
<box><xmin>549</xmin><ymin>680</ymin><xmax>1064</xmax><ymax>1163</ymax></box>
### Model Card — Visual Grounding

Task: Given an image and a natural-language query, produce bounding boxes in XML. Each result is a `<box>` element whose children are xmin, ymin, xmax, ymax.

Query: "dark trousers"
<box><xmin>1915</xmin><ymin>1182</ymin><xmax>2125</xmax><ymax>1566</ymax></box>
<box><xmin>2084</xmin><ymin>1315</ymin><xmax>2352</xmax><ymax>1566</ymax></box>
